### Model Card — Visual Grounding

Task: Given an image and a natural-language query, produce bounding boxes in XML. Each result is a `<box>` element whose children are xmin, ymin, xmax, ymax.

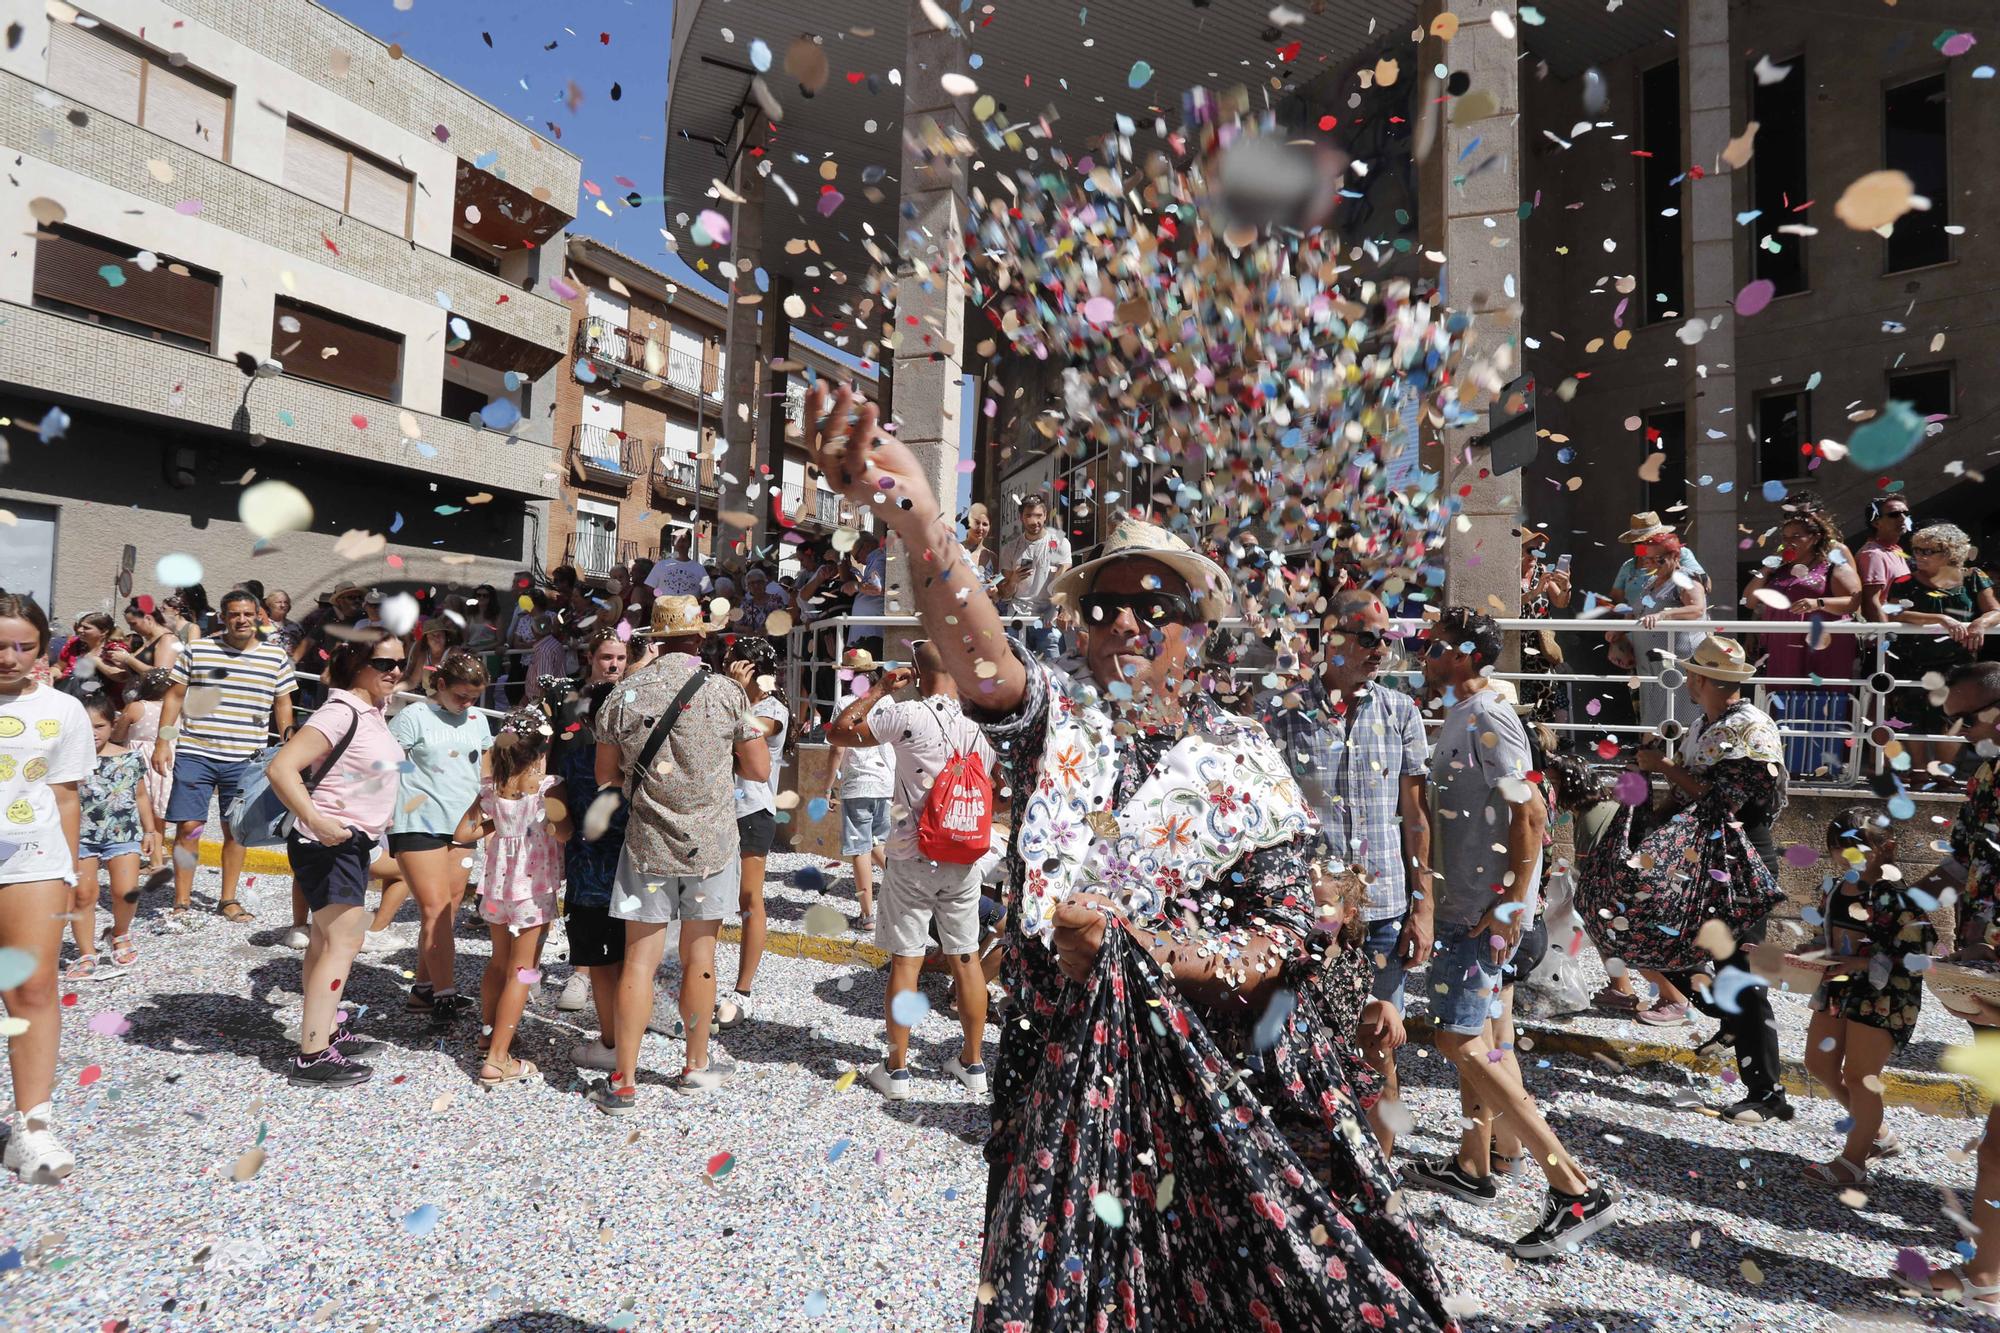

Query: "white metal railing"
<box><xmin>572</xmin><ymin>524</ymin><xmax>618</xmax><ymax>578</ymax></box>
<box><xmin>814</xmin><ymin>490</ymin><xmax>842</xmax><ymax>524</ymax></box>
<box><xmin>666</xmin><ymin>346</ymin><xmax>706</xmax><ymax>397</ymax></box>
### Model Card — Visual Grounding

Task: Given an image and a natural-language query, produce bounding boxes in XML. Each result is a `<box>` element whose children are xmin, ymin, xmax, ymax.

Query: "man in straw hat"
<box><xmin>799</xmin><ymin>383</ymin><xmax>1454</xmax><ymax>1329</ymax></box>
<box><xmin>585</xmin><ymin>595</ymin><xmax>771</xmax><ymax>1110</ymax></box>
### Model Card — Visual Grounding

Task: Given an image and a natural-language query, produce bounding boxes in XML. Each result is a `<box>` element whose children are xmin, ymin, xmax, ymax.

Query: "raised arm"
<box><xmin>800</xmin><ymin>382</ymin><xmax>1027</xmax><ymax>716</ymax></box>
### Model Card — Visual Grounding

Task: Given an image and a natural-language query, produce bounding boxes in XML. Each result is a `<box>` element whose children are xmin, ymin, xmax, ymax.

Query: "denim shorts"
<box><xmin>77</xmin><ymin>840</ymin><xmax>142</xmax><ymax>862</ymax></box>
<box><xmin>1364</xmin><ymin>914</ymin><xmax>1409</xmax><ymax>1014</ymax></box>
<box><xmin>164</xmin><ymin>749</ymin><xmax>253</xmax><ymax>825</ymax></box>
<box><xmin>1426</xmin><ymin>927</ymin><xmax>1519</xmax><ymax>1036</ymax></box>
<box><xmin>839</xmin><ymin>796</ymin><xmax>892</xmax><ymax>856</ymax></box>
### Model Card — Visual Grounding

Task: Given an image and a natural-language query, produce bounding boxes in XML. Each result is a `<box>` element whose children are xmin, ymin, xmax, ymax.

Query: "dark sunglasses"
<box><xmin>366</xmin><ymin>656</ymin><xmax>407</xmax><ymax>675</ymax></box>
<box><xmin>1947</xmin><ymin>701</ymin><xmax>2000</xmax><ymax>725</ymax></box>
<box><xmin>1326</xmin><ymin>627</ymin><xmax>1389</xmax><ymax>651</ymax></box>
<box><xmin>1078</xmin><ymin>590</ymin><xmax>1195</xmax><ymax>627</ymax></box>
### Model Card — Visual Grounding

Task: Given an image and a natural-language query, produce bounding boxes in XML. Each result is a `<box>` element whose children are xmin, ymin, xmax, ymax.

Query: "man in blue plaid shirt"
<box><xmin>1266</xmin><ymin>590</ymin><xmax>1432</xmax><ymax>1145</ymax></box>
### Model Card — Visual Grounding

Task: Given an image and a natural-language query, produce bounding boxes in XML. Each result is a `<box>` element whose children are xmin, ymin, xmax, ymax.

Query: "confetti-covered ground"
<box><xmin>3</xmin><ymin>853</ymin><xmax>1997</xmax><ymax>1332</ymax></box>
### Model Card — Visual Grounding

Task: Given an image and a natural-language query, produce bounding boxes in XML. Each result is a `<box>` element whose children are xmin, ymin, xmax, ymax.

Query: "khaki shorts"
<box><xmin>609</xmin><ymin>845</ymin><xmax>739</xmax><ymax>925</ymax></box>
<box><xmin>878</xmin><ymin>856</ymin><xmax>982</xmax><ymax>958</ymax></box>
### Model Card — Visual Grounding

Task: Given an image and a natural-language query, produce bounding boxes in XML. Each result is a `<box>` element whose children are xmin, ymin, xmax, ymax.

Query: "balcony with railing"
<box><xmin>564</xmin><ymin>528</ymin><xmax>636</xmax><ymax>581</ymax></box>
<box><xmin>573</xmin><ymin>323</ymin><xmax>721</xmax><ymax>404</ymax></box>
<box><xmin>652</xmin><ymin>447</ymin><xmax>719</xmax><ymax>500</ymax></box>
<box><xmin>568</xmin><ymin>422</ymin><xmax>650</xmax><ymax>494</ymax></box>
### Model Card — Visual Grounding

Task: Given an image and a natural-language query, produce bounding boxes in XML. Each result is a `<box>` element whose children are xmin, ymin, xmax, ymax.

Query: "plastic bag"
<box><xmin>1522</xmin><ymin>865</ymin><xmax>1593</xmax><ymax>1015</ymax></box>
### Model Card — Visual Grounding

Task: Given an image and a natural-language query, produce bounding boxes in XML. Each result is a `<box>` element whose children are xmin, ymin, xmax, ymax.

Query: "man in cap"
<box><xmin>587</xmin><ymin>595</ymin><xmax>770</xmax><ymax>1110</ymax></box>
<box><xmin>798</xmin><ymin>383</ymin><xmax>1452</xmax><ymax>1329</ymax></box>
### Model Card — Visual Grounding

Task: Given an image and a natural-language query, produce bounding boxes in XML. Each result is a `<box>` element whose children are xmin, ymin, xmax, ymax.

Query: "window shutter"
<box><xmin>274</xmin><ymin>299</ymin><xmax>401</xmax><ymax>401</ymax></box>
<box><xmin>46</xmin><ymin>20</ymin><xmax>142</xmax><ymax>121</ymax></box>
<box><xmin>347</xmin><ymin>153</ymin><xmax>411</xmax><ymax>236</ymax></box>
<box><xmin>143</xmin><ymin>60</ymin><xmax>229</xmax><ymax>160</ymax></box>
<box><xmin>33</xmin><ymin>226</ymin><xmax>216</xmax><ymax>346</ymax></box>
<box><xmin>284</xmin><ymin>122</ymin><xmax>349</xmax><ymax>211</ymax></box>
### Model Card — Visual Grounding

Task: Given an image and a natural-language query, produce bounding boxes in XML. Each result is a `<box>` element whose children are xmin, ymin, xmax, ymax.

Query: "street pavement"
<box><xmin>0</xmin><ymin>853</ymin><xmax>1994</xmax><ymax>1332</ymax></box>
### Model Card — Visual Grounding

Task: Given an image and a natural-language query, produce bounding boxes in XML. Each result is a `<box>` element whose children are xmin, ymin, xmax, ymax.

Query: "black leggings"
<box><xmin>1668</xmin><ymin>824</ymin><xmax>1783</xmax><ymax>1100</ymax></box>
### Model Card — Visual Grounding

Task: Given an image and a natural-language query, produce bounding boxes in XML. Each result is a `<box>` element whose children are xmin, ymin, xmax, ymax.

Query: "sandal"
<box><xmin>1895</xmin><ymin>1260</ymin><xmax>2000</xmax><ymax>1310</ymax></box>
<box><xmin>109</xmin><ymin>934</ymin><xmax>138</xmax><ymax>967</ymax></box>
<box><xmin>854</xmin><ymin>914</ymin><xmax>876</xmax><ymax>932</ymax></box>
<box><xmin>1871</xmin><ymin>1130</ymin><xmax>1903</xmax><ymax>1162</ymax></box>
<box><xmin>219</xmin><ymin>901</ymin><xmax>255</xmax><ymax>924</ymax></box>
<box><xmin>60</xmin><ymin>955</ymin><xmax>98</xmax><ymax>984</ymax></box>
<box><xmin>1803</xmin><ymin>1156</ymin><xmax>1868</xmax><ymax>1186</ymax></box>
<box><xmin>477</xmin><ymin>1057</ymin><xmax>538</xmax><ymax>1088</ymax></box>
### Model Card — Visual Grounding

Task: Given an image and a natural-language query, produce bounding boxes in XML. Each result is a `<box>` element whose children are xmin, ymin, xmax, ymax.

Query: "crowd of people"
<box><xmin>4</xmin><ymin>424</ymin><xmax>2000</xmax><ymax>1324</ymax></box>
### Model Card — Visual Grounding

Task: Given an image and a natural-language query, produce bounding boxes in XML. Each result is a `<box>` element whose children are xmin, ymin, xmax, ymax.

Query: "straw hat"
<box><xmin>840</xmin><ymin>647</ymin><xmax>879</xmax><ymax>672</ymax></box>
<box><xmin>1515</xmin><ymin>526</ymin><xmax>1550</xmax><ymax>548</ymax></box>
<box><xmin>639</xmin><ymin>594</ymin><xmax>725</xmax><ymax>639</ymax></box>
<box><xmin>1680</xmin><ymin>634</ymin><xmax>1756</xmax><ymax>683</ymax></box>
<box><xmin>1618</xmin><ymin>511</ymin><xmax>1675</xmax><ymax>543</ymax></box>
<box><xmin>1050</xmin><ymin>517</ymin><xmax>1233</xmax><ymax>622</ymax></box>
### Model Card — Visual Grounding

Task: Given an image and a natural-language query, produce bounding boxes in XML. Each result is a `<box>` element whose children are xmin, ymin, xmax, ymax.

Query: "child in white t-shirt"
<box><xmin>828</xmin><ymin>658</ymin><xmax>895</xmax><ymax>929</ymax></box>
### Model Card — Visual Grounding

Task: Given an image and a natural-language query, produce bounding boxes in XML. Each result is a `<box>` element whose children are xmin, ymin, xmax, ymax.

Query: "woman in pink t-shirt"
<box><xmin>266</xmin><ymin>630</ymin><xmax>408</xmax><ymax>1090</ymax></box>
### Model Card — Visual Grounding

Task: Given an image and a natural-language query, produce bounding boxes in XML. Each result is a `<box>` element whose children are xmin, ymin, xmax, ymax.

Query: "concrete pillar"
<box><xmin>1421</xmin><ymin>0</ymin><xmax>1525</xmax><ymax>642</ymax></box>
<box><xmin>756</xmin><ymin>276</ymin><xmax>794</xmax><ymax>565</ymax></box>
<box><xmin>717</xmin><ymin>132</ymin><xmax>766</xmax><ymax>568</ymax></box>
<box><xmin>884</xmin><ymin>0</ymin><xmax>971</xmax><ymax>635</ymax></box>
<box><xmin>1681</xmin><ymin>0</ymin><xmax>1740</xmax><ymax>605</ymax></box>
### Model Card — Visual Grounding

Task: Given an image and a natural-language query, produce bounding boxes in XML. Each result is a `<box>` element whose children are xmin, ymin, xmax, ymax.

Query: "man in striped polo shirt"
<box><xmin>153</xmin><ymin>588</ymin><xmax>297</xmax><ymax>924</ymax></box>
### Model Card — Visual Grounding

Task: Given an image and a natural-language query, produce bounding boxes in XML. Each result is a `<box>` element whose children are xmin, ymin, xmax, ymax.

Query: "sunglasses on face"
<box><xmin>1947</xmin><ymin>701</ymin><xmax>2000</xmax><ymax>726</ymax></box>
<box><xmin>1326</xmin><ymin>627</ymin><xmax>1389</xmax><ymax>651</ymax></box>
<box><xmin>366</xmin><ymin>656</ymin><xmax>406</xmax><ymax>675</ymax></box>
<box><xmin>1078</xmin><ymin>590</ymin><xmax>1195</xmax><ymax>627</ymax></box>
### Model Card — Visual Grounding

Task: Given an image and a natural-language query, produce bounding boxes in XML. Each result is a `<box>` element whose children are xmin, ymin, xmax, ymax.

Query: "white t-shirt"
<box><xmin>734</xmin><ymin>695</ymin><xmax>788</xmax><ymax>818</ymax></box>
<box><xmin>1000</xmin><ymin>529</ymin><xmax>1073</xmax><ymax>617</ymax></box>
<box><xmin>836</xmin><ymin>691</ymin><xmax>895</xmax><ymax>800</ymax></box>
<box><xmin>0</xmin><ymin>684</ymin><xmax>94</xmax><ymax>886</ymax></box>
<box><xmin>865</xmin><ymin>692</ymin><xmax>995</xmax><ymax>861</ymax></box>
<box><xmin>647</xmin><ymin>558</ymin><xmax>710</xmax><ymax>597</ymax></box>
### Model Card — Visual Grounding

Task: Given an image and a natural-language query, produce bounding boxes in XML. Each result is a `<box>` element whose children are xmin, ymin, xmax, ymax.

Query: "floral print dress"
<box><xmin>1811</xmin><ymin>874</ymin><xmax>1934</xmax><ymax>1047</ymax></box>
<box><xmin>1578</xmin><ymin>701</ymin><xmax>1788</xmax><ymax>972</ymax></box>
<box><xmin>78</xmin><ymin>748</ymin><xmax>146</xmax><ymax>850</ymax></box>
<box><xmin>971</xmin><ymin>647</ymin><xmax>1454</xmax><ymax>1333</ymax></box>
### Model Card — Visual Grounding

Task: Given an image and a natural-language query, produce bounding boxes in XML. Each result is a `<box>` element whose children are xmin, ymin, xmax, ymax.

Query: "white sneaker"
<box><xmin>359</xmin><ymin>929</ymin><xmax>405</xmax><ymax>956</ymax></box>
<box><xmin>944</xmin><ymin>1054</ymin><xmax>989</xmax><ymax>1096</ymax></box>
<box><xmin>864</xmin><ymin>1061</ymin><xmax>912</xmax><ymax>1101</ymax></box>
<box><xmin>281</xmin><ymin>927</ymin><xmax>309</xmax><ymax>950</ymax></box>
<box><xmin>556</xmin><ymin>972</ymin><xmax>591</xmax><ymax>1012</ymax></box>
<box><xmin>4</xmin><ymin>1113</ymin><xmax>74</xmax><ymax>1185</ymax></box>
<box><xmin>570</xmin><ymin>1038</ymin><xmax>618</xmax><ymax>1071</ymax></box>
<box><xmin>715</xmin><ymin>991</ymin><xmax>753</xmax><ymax>1028</ymax></box>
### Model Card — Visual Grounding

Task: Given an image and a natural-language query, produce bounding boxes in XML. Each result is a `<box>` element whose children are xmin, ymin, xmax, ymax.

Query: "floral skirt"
<box><xmin>973</xmin><ymin>929</ymin><xmax>1454</xmax><ymax>1333</ymax></box>
<box><xmin>1577</xmin><ymin>805</ymin><xmax>1784</xmax><ymax>973</ymax></box>
<box><xmin>1812</xmin><ymin>966</ymin><xmax>1924</xmax><ymax>1049</ymax></box>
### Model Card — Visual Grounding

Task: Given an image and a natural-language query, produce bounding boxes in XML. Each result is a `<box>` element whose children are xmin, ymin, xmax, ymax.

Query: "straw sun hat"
<box><xmin>1049</xmin><ymin>517</ymin><xmax>1234</xmax><ymax>622</ymax></box>
<box><xmin>1680</xmin><ymin>634</ymin><xmax>1756</xmax><ymax>683</ymax></box>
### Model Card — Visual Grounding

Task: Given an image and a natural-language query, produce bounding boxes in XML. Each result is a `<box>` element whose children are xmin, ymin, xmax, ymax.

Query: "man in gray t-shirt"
<box><xmin>1429</xmin><ymin>686</ymin><xmax>1543</xmax><ymax>931</ymax></box>
<box><xmin>1403</xmin><ymin>607</ymin><xmax>1619</xmax><ymax>1257</ymax></box>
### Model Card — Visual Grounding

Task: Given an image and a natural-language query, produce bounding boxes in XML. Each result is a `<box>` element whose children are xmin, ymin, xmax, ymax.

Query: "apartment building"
<box><xmin>0</xmin><ymin>0</ymin><xmax>579</xmax><ymax>615</ymax></box>
<box><xmin>549</xmin><ymin>235</ymin><xmax>871</xmax><ymax>584</ymax></box>
<box><xmin>1517</xmin><ymin>0</ymin><xmax>1998</xmax><ymax>605</ymax></box>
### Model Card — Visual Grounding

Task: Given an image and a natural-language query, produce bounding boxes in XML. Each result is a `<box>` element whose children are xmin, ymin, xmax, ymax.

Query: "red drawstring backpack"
<box><xmin>915</xmin><ymin>702</ymin><xmax>993</xmax><ymax>864</ymax></box>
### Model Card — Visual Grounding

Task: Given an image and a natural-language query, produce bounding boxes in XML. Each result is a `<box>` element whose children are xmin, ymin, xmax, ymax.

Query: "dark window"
<box><xmin>1756</xmin><ymin>390</ymin><xmax>1811</xmax><ymax>482</ymax></box>
<box><xmin>1749</xmin><ymin>55</ymin><xmax>1808</xmax><ymax>294</ymax></box>
<box><xmin>272</xmin><ymin>298</ymin><xmax>402</xmax><ymax>401</ymax></box>
<box><xmin>32</xmin><ymin>224</ymin><xmax>217</xmax><ymax>350</ymax></box>
<box><xmin>439</xmin><ymin>379</ymin><xmax>486</xmax><ymax>424</ymax></box>
<box><xmin>1889</xmin><ymin>364</ymin><xmax>1954</xmax><ymax>420</ymax></box>
<box><xmin>1639</xmin><ymin>60</ymin><xmax>1685</xmax><ymax>323</ymax></box>
<box><xmin>1884</xmin><ymin>74</ymin><xmax>1950</xmax><ymax>272</ymax></box>
<box><xmin>1642</xmin><ymin>408</ymin><xmax>1686</xmax><ymax>515</ymax></box>
<box><xmin>450</xmin><ymin>238</ymin><xmax>502</xmax><ymax>275</ymax></box>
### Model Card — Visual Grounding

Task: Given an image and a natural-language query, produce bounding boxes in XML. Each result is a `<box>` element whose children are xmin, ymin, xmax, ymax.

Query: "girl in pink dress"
<box><xmin>453</xmin><ymin>712</ymin><xmax>570</xmax><ymax>1087</ymax></box>
<box><xmin>115</xmin><ymin>670</ymin><xmax>175</xmax><ymax>873</ymax></box>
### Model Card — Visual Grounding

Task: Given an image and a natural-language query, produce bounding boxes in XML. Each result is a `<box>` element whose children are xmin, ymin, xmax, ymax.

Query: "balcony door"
<box><xmin>574</xmin><ymin>499</ymin><xmax>619</xmax><ymax>579</ymax></box>
<box><xmin>580</xmin><ymin>393</ymin><xmax>623</xmax><ymax>468</ymax></box>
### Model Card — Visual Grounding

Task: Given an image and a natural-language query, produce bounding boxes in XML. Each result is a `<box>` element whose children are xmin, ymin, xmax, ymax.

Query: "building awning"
<box><xmin>661</xmin><ymin>0</ymin><xmax>1420</xmax><ymax>355</ymax></box>
<box><xmin>447</xmin><ymin>314</ymin><xmax>565</xmax><ymax>380</ymax></box>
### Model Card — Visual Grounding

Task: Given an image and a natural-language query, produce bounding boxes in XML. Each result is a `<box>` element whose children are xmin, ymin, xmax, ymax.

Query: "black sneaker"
<box><xmin>1513</xmin><ymin>1179</ymin><xmax>1621</xmax><ymax>1258</ymax></box>
<box><xmin>287</xmin><ymin>1046</ymin><xmax>373</xmax><ymax>1088</ymax></box>
<box><xmin>330</xmin><ymin>1026</ymin><xmax>383</xmax><ymax>1058</ymax></box>
<box><xmin>1404</xmin><ymin>1157</ymin><xmax>1499</xmax><ymax>1206</ymax></box>
<box><xmin>429</xmin><ymin>994</ymin><xmax>468</xmax><ymax>1031</ymax></box>
<box><xmin>1720</xmin><ymin>1092</ymin><xmax>1795</xmax><ymax>1124</ymax></box>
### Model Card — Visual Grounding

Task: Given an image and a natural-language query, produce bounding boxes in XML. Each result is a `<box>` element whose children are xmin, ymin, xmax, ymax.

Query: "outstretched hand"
<box><xmin>801</xmin><ymin>382</ymin><xmax>940</xmax><ymax>534</ymax></box>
